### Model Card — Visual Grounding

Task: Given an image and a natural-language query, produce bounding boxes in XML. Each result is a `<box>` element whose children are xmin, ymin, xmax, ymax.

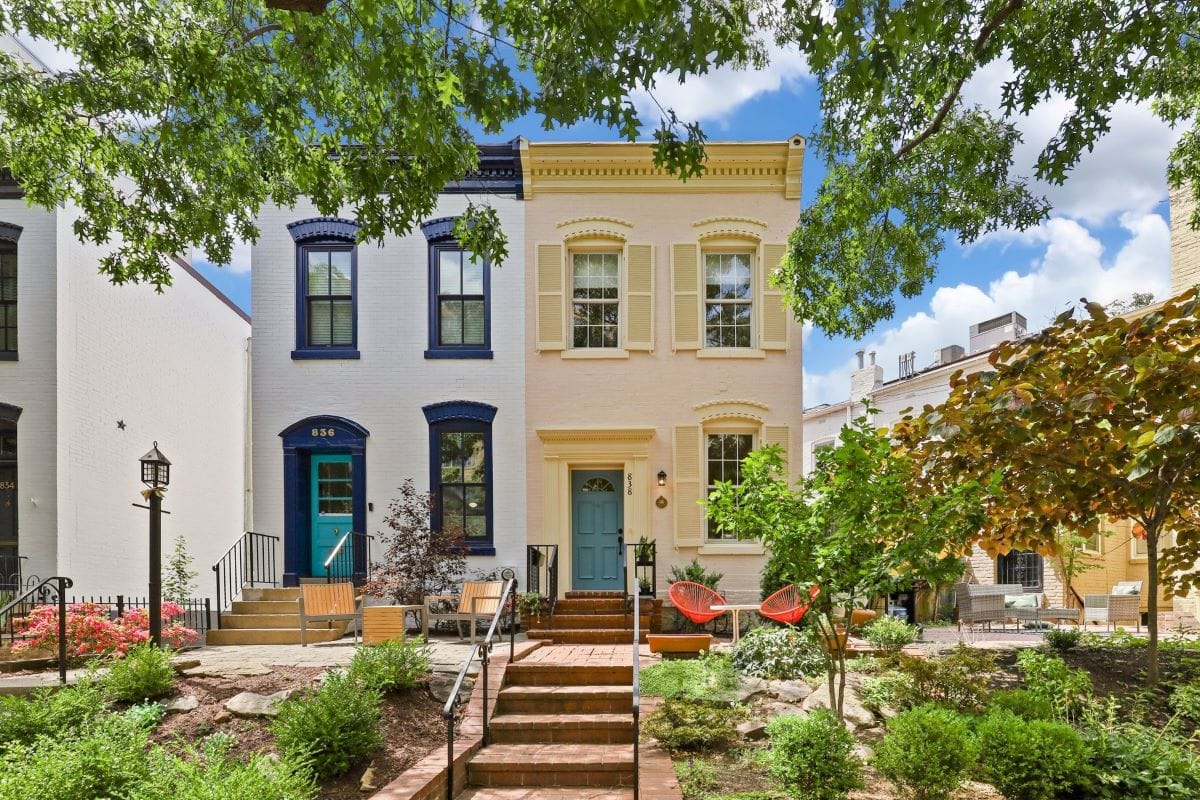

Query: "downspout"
<box><xmin>243</xmin><ymin>336</ymin><xmax>253</xmax><ymax>532</ymax></box>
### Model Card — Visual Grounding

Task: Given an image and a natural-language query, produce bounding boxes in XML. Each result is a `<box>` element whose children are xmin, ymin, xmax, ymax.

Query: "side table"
<box><xmin>363</xmin><ymin>604</ymin><xmax>424</xmax><ymax>645</ymax></box>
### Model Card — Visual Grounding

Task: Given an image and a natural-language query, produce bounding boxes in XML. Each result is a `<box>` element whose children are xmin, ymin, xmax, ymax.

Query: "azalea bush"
<box><xmin>13</xmin><ymin>602</ymin><xmax>198</xmax><ymax>659</ymax></box>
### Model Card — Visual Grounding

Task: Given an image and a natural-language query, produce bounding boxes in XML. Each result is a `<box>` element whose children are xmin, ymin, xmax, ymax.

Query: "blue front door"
<box><xmin>572</xmin><ymin>470</ymin><xmax>623</xmax><ymax>591</ymax></box>
<box><xmin>311</xmin><ymin>454</ymin><xmax>353</xmax><ymax>576</ymax></box>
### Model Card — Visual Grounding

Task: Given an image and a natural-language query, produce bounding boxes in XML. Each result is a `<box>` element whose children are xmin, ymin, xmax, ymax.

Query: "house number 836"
<box><xmin>311</xmin><ymin>428</ymin><xmax>337</xmax><ymax>438</ymax></box>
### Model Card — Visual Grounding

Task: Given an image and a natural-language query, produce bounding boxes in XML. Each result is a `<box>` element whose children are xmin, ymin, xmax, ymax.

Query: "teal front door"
<box><xmin>311</xmin><ymin>454</ymin><xmax>353</xmax><ymax>576</ymax></box>
<box><xmin>572</xmin><ymin>470</ymin><xmax>624</xmax><ymax>591</ymax></box>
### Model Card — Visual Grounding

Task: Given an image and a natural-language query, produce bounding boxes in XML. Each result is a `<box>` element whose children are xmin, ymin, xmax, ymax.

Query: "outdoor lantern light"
<box><xmin>139</xmin><ymin>442</ymin><xmax>171</xmax><ymax>488</ymax></box>
<box><xmin>657</xmin><ymin>470</ymin><xmax>667</xmax><ymax>487</ymax></box>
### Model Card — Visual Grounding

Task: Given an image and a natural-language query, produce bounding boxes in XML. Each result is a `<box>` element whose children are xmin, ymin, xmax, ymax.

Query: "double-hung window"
<box><xmin>424</xmin><ymin>402</ymin><xmax>497</xmax><ymax>555</ymax></box>
<box><xmin>289</xmin><ymin>217</ymin><xmax>359</xmax><ymax>359</ymax></box>
<box><xmin>704</xmin><ymin>252</ymin><xmax>753</xmax><ymax>348</ymax></box>
<box><xmin>571</xmin><ymin>252</ymin><xmax>620</xmax><ymax>348</ymax></box>
<box><xmin>424</xmin><ymin>217</ymin><xmax>491</xmax><ymax>358</ymax></box>
<box><xmin>0</xmin><ymin>242</ymin><xmax>14</xmax><ymax>356</ymax></box>
<box><xmin>706</xmin><ymin>432</ymin><xmax>754</xmax><ymax>540</ymax></box>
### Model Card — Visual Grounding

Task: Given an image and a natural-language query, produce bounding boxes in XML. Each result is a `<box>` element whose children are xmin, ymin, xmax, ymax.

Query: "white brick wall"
<box><xmin>251</xmin><ymin>196</ymin><xmax>526</xmax><ymax>580</ymax></box>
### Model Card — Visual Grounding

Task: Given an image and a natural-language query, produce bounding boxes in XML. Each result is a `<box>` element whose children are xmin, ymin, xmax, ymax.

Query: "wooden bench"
<box><xmin>423</xmin><ymin>580</ymin><xmax>505</xmax><ymax>644</ymax></box>
<box><xmin>298</xmin><ymin>582</ymin><xmax>362</xmax><ymax>647</ymax></box>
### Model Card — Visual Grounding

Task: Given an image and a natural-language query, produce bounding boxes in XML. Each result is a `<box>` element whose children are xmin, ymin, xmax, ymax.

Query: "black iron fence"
<box><xmin>526</xmin><ymin>544</ymin><xmax>558</xmax><ymax>614</ymax></box>
<box><xmin>213</xmin><ymin>531</ymin><xmax>280</xmax><ymax>627</ymax></box>
<box><xmin>64</xmin><ymin>595</ymin><xmax>211</xmax><ymax>643</ymax></box>
<box><xmin>323</xmin><ymin>530</ymin><xmax>373</xmax><ymax>586</ymax></box>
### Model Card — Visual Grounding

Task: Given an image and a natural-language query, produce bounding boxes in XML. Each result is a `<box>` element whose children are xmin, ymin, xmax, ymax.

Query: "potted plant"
<box><xmin>517</xmin><ymin>592</ymin><xmax>549</xmax><ymax>629</ymax></box>
<box><xmin>639</xmin><ymin>576</ymin><xmax>653</xmax><ymax>596</ymax></box>
<box><xmin>634</xmin><ymin>536</ymin><xmax>655</xmax><ymax>566</ymax></box>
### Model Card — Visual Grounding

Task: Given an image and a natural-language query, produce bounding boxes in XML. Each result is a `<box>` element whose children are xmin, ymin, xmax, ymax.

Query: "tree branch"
<box><xmin>894</xmin><ymin>0</ymin><xmax>1025</xmax><ymax>160</ymax></box>
<box><xmin>242</xmin><ymin>23</ymin><xmax>283</xmax><ymax>45</ymax></box>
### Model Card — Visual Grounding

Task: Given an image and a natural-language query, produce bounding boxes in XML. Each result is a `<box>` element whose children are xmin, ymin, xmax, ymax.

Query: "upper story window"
<box><xmin>288</xmin><ymin>218</ymin><xmax>360</xmax><ymax>360</ymax></box>
<box><xmin>572</xmin><ymin>252</ymin><xmax>620</xmax><ymax>348</ymax></box>
<box><xmin>706</xmin><ymin>432</ymin><xmax>754</xmax><ymax>540</ymax></box>
<box><xmin>0</xmin><ymin>223</ymin><xmax>22</xmax><ymax>360</ymax></box>
<box><xmin>424</xmin><ymin>401</ymin><xmax>497</xmax><ymax>556</ymax></box>
<box><xmin>423</xmin><ymin>217</ymin><xmax>491</xmax><ymax>359</ymax></box>
<box><xmin>704</xmin><ymin>252</ymin><xmax>753</xmax><ymax>348</ymax></box>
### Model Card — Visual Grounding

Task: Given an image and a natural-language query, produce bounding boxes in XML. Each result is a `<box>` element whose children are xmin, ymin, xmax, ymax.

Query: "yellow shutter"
<box><xmin>623</xmin><ymin>244</ymin><xmax>654</xmax><ymax>351</ymax></box>
<box><xmin>536</xmin><ymin>243</ymin><xmax>565</xmax><ymax>351</ymax></box>
<box><xmin>760</xmin><ymin>242</ymin><xmax>789</xmax><ymax>350</ymax></box>
<box><xmin>673</xmin><ymin>424</ymin><xmax>704</xmax><ymax>548</ymax></box>
<box><xmin>671</xmin><ymin>243</ymin><xmax>701</xmax><ymax>350</ymax></box>
<box><xmin>764</xmin><ymin>425</ymin><xmax>791</xmax><ymax>470</ymax></box>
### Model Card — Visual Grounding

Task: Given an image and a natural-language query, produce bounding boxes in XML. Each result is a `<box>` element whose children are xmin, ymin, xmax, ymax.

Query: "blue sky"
<box><xmin>190</xmin><ymin>48</ymin><xmax>1182</xmax><ymax>407</ymax></box>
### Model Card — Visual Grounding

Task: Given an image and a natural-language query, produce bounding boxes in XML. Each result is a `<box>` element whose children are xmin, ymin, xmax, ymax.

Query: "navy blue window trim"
<box><xmin>290</xmin><ymin>218</ymin><xmax>360</xmax><ymax>359</ymax></box>
<box><xmin>423</xmin><ymin>217</ymin><xmax>492</xmax><ymax>359</ymax></box>
<box><xmin>423</xmin><ymin>402</ymin><xmax>497</xmax><ymax>555</ymax></box>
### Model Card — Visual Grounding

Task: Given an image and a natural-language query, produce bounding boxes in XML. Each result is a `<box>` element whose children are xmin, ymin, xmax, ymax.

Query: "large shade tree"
<box><xmin>2</xmin><ymin>1</ymin><xmax>1198</xmax><ymax>335</ymax></box>
<box><xmin>894</xmin><ymin>289</ymin><xmax>1200</xmax><ymax>685</ymax></box>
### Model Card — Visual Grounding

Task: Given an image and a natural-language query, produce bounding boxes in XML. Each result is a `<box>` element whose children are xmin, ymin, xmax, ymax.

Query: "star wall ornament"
<box><xmin>116</xmin><ymin>420</ymin><xmax>126</xmax><ymax>430</ymax></box>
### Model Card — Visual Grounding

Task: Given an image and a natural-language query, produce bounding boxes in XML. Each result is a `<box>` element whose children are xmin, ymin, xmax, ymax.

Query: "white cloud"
<box><xmin>631</xmin><ymin>43</ymin><xmax>811</xmax><ymax>125</ymax></box>
<box><xmin>10</xmin><ymin>32</ymin><xmax>77</xmax><ymax>73</ymax></box>
<box><xmin>803</xmin><ymin>212</ymin><xmax>1172</xmax><ymax>405</ymax></box>
<box><xmin>193</xmin><ymin>239</ymin><xmax>251</xmax><ymax>275</ymax></box>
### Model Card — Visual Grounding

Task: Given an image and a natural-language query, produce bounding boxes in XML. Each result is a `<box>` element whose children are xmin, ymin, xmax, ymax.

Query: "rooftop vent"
<box><xmin>936</xmin><ymin>344</ymin><xmax>965</xmax><ymax>366</ymax></box>
<box><xmin>969</xmin><ymin>311</ymin><xmax>1027</xmax><ymax>353</ymax></box>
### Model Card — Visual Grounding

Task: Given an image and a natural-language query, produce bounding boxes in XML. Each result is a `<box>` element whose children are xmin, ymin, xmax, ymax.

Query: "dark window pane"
<box><xmin>319</xmin><ymin>498</ymin><xmax>353</xmax><ymax>514</ymax></box>
<box><xmin>440</xmin><ymin>300</ymin><xmax>463</xmax><ymax>345</ymax></box>
<box><xmin>317</xmin><ymin>461</ymin><xmax>351</xmax><ymax>479</ymax></box>
<box><xmin>309</xmin><ymin>300</ymin><xmax>332</xmax><ymax>345</ymax></box>
<box><xmin>462</xmin><ymin>257</ymin><xmax>484</xmax><ymax>295</ymax></box>
<box><xmin>440</xmin><ymin>250</ymin><xmax>462</xmax><ymax>295</ymax></box>
<box><xmin>331</xmin><ymin>300</ymin><xmax>353</xmax><ymax>345</ymax></box>
<box><xmin>464</xmin><ymin>514</ymin><xmax>487</xmax><ymax>538</ymax></box>
<box><xmin>462</xmin><ymin>301</ymin><xmax>485</xmax><ymax>344</ymax></box>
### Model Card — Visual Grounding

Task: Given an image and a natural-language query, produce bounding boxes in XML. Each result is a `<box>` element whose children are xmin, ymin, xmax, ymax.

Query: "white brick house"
<box><xmin>248</xmin><ymin>144</ymin><xmax>526</xmax><ymax>588</ymax></box>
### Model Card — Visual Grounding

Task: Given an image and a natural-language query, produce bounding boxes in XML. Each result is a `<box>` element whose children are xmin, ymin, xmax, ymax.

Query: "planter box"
<box><xmin>647</xmin><ymin>633</ymin><xmax>712</xmax><ymax>658</ymax></box>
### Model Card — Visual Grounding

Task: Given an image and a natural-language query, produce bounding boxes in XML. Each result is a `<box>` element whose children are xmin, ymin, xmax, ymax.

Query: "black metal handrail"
<box><xmin>623</xmin><ymin>540</ymin><xmax>657</xmax><ymax>599</ymax></box>
<box><xmin>0</xmin><ymin>554</ymin><xmax>25</xmax><ymax>593</ymax></box>
<box><xmin>212</xmin><ymin>531</ymin><xmax>279</xmax><ymax>628</ymax></box>
<box><xmin>0</xmin><ymin>576</ymin><xmax>73</xmax><ymax>683</ymax></box>
<box><xmin>526</xmin><ymin>544</ymin><xmax>559</xmax><ymax>615</ymax></box>
<box><xmin>443</xmin><ymin>570</ymin><xmax>517</xmax><ymax>800</ymax></box>
<box><xmin>323</xmin><ymin>530</ymin><xmax>373</xmax><ymax>586</ymax></box>
<box><xmin>631</xmin><ymin>591</ymin><xmax>641</xmax><ymax>799</ymax></box>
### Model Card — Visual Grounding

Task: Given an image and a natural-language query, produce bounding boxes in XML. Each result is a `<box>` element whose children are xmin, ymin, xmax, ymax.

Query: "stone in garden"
<box><xmin>852</xmin><ymin>743</ymin><xmax>874</xmax><ymax>762</ymax></box>
<box><xmin>170</xmin><ymin>658</ymin><xmax>201</xmax><ymax>673</ymax></box>
<box><xmin>428</xmin><ymin>674</ymin><xmax>473</xmax><ymax>703</ymax></box>
<box><xmin>163</xmin><ymin>695</ymin><xmax>199</xmax><ymax>713</ymax></box>
<box><xmin>768</xmin><ymin>679</ymin><xmax>812</xmax><ymax>703</ymax></box>
<box><xmin>184</xmin><ymin>663</ymin><xmax>273</xmax><ymax>679</ymax></box>
<box><xmin>761</xmin><ymin>701</ymin><xmax>806</xmax><ymax>719</ymax></box>
<box><xmin>213</xmin><ymin>710</ymin><xmax>232</xmax><ymax>724</ymax></box>
<box><xmin>736</xmin><ymin>720</ymin><xmax>768</xmax><ymax>740</ymax></box>
<box><xmin>801</xmin><ymin>683</ymin><xmax>876</xmax><ymax>730</ymax></box>
<box><xmin>359</xmin><ymin>762</ymin><xmax>378</xmax><ymax>792</ymax></box>
<box><xmin>224</xmin><ymin>689</ymin><xmax>297</xmax><ymax>718</ymax></box>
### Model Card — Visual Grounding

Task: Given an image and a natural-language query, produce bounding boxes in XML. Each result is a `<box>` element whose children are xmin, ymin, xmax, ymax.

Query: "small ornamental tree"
<box><xmin>895</xmin><ymin>289</ymin><xmax>1200</xmax><ymax>685</ymax></box>
<box><xmin>161</xmin><ymin>534</ymin><xmax>198</xmax><ymax>603</ymax></box>
<box><xmin>708</xmin><ymin>410</ymin><xmax>982</xmax><ymax>719</ymax></box>
<box><xmin>364</xmin><ymin>479</ymin><xmax>467</xmax><ymax>605</ymax></box>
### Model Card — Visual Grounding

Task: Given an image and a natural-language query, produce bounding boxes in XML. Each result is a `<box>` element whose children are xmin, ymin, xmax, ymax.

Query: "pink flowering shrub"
<box><xmin>13</xmin><ymin>601</ymin><xmax>198</xmax><ymax>659</ymax></box>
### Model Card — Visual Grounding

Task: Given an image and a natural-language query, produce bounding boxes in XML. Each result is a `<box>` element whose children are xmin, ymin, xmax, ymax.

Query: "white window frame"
<box><xmin>809</xmin><ymin>438</ymin><xmax>836</xmax><ymax>473</ymax></box>
<box><xmin>704</xmin><ymin>427</ymin><xmax>757</xmax><ymax>543</ymax></box>
<box><xmin>569</xmin><ymin>249</ymin><xmax>622</xmax><ymax>350</ymax></box>
<box><xmin>702</xmin><ymin>249</ymin><xmax>756</xmax><ymax>350</ymax></box>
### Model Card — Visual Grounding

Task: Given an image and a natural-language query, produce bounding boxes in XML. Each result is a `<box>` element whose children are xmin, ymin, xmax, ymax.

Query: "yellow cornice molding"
<box><xmin>536</xmin><ymin>426</ymin><xmax>658</xmax><ymax>444</ymax></box>
<box><xmin>693</xmin><ymin>399</ymin><xmax>771</xmax><ymax>412</ymax></box>
<box><xmin>692</xmin><ymin>216</ymin><xmax>769</xmax><ymax>242</ymax></box>
<box><xmin>692</xmin><ymin>399</ymin><xmax>771</xmax><ymax>423</ymax></box>
<box><xmin>524</xmin><ymin>136</ymin><xmax>805</xmax><ymax>199</ymax></box>
<box><xmin>555</xmin><ymin>216</ymin><xmax>635</xmax><ymax>242</ymax></box>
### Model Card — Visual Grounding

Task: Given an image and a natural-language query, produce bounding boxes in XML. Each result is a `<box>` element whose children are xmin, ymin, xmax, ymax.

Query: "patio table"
<box><xmin>363</xmin><ymin>604</ymin><xmax>423</xmax><ymax>645</ymax></box>
<box><xmin>710</xmin><ymin>603</ymin><xmax>760</xmax><ymax>643</ymax></box>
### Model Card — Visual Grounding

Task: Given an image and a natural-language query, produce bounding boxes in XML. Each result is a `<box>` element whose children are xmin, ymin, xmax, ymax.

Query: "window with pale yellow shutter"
<box><xmin>764</xmin><ymin>424</ymin><xmax>791</xmax><ymax>468</ymax></box>
<box><xmin>671</xmin><ymin>243</ymin><xmax>701</xmax><ymax>350</ymax></box>
<box><xmin>759</xmin><ymin>243</ymin><xmax>789</xmax><ymax>350</ymax></box>
<box><xmin>535</xmin><ymin>243</ymin><xmax>565</xmax><ymax>350</ymax></box>
<box><xmin>672</xmin><ymin>424</ymin><xmax>704</xmax><ymax>547</ymax></box>
<box><xmin>623</xmin><ymin>244</ymin><xmax>654</xmax><ymax>350</ymax></box>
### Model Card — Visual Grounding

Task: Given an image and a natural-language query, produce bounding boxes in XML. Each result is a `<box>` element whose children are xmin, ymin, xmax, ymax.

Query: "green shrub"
<box><xmin>272</xmin><ymin>670</ymin><xmax>383</xmax><ymax>776</ymax></box>
<box><xmin>1169</xmin><ymin>683</ymin><xmax>1200</xmax><ymax>729</ymax></box>
<box><xmin>874</xmin><ymin>704</ymin><xmax>978</xmax><ymax>800</ymax></box>
<box><xmin>674</xmin><ymin>757</ymin><xmax>720</xmax><ymax>797</ymax></box>
<box><xmin>146</xmin><ymin>736</ymin><xmax>316</xmax><ymax>800</ymax></box>
<box><xmin>1081</xmin><ymin>721</ymin><xmax>1200</xmax><ymax>799</ymax></box>
<box><xmin>764</xmin><ymin>710</ymin><xmax>863</xmax><ymax>800</ymax></box>
<box><xmin>862</xmin><ymin>616</ymin><xmax>919</xmax><ymax>654</ymax></box>
<box><xmin>102</xmin><ymin>643</ymin><xmax>176</xmax><ymax>702</ymax></box>
<box><xmin>1015</xmin><ymin>649</ymin><xmax>1092</xmax><ymax>720</ymax></box>
<box><xmin>976</xmin><ymin>711</ymin><xmax>1090</xmax><ymax>800</ymax></box>
<box><xmin>122</xmin><ymin>701</ymin><xmax>165</xmax><ymax>730</ymax></box>
<box><xmin>731</xmin><ymin>626</ymin><xmax>825</xmax><ymax>680</ymax></box>
<box><xmin>857</xmin><ymin>674</ymin><xmax>905</xmax><ymax>714</ymax></box>
<box><xmin>642</xmin><ymin>699</ymin><xmax>738</xmax><ymax>751</ymax></box>
<box><xmin>347</xmin><ymin>637</ymin><xmax>431</xmax><ymax>693</ymax></box>
<box><xmin>986</xmin><ymin>689</ymin><xmax>1054</xmax><ymax>721</ymax></box>
<box><xmin>1043</xmin><ymin>628</ymin><xmax>1081</xmax><ymax>651</ymax></box>
<box><xmin>0</xmin><ymin>679</ymin><xmax>109</xmax><ymax>745</ymax></box>
<box><xmin>668</xmin><ymin>557</ymin><xmax>724</xmax><ymax>590</ymax></box>
<box><xmin>892</xmin><ymin>646</ymin><xmax>995</xmax><ymax>712</ymax></box>
<box><xmin>641</xmin><ymin>653</ymin><xmax>737</xmax><ymax>700</ymax></box>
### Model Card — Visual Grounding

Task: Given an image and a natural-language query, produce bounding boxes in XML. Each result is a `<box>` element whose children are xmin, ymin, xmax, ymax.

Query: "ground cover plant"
<box><xmin>347</xmin><ymin>637</ymin><xmax>431</xmax><ymax>693</ymax></box>
<box><xmin>729</xmin><ymin>627</ymin><xmax>824</xmax><ymax>681</ymax></box>
<box><xmin>101</xmin><ymin>643</ymin><xmax>176</xmax><ymax>702</ymax></box>
<box><xmin>272</xmin><ymin>669</ymin><xmax>383</xmax><ymax>777</ymax></box>
<box><xmin>640</xmin><ymin>653</ymin><xmax>737</xmax><ymax>700</ymax></box>
<box><xmin>643</xmin><ymin>698</ymin><xmax>739</xmax><ymax>752</ymax></box>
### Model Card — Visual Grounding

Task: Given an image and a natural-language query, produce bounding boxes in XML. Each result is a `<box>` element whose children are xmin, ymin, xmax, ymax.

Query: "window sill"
<box><xmin>425</xmin><ymin>349</ymin><xmax>494</xmax><ymax>360</ymax></box>
<box><xmin>696</xmin><ymin>348</ymin><xmax>766</xmax><ymax>359</ymax></box>
<box><xmin>561</xmin><ymin>348</ymin><xmax>630</xmax><ymax>360</ymax></box>
<box><xmin>698</xmin><ymin>542</ymin><xmax>765</xmax><ymax>556</ymax></box>
<box><xmin>466</xmin><ymin>544</ymin><xmax>497</xmax><ymax>557</ymax></box>
<box><xmin>292</xmin><ymin>348</ymin><xmax>361</xmax><ymax>360</ymax></box>
<box><xmin>0</xmin><ymin>352</ymin><xmax>16</xmax><ymax>361</ymax></box>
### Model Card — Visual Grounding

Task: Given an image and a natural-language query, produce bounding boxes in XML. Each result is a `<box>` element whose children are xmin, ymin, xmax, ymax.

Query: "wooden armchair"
<box><xmin>298</xmin><ymin>582</ymin><xmax>363</xmax><ymax>647</ymax></box>
<box><xmin>1084</xmin><ymin>581</ymin><xmax>1142</xmax><ymax>631</ymax></box>
<box><xmin>423</xmin><ymin>580</ymin><xmax>506</xmax><ymax>644</ymax></box>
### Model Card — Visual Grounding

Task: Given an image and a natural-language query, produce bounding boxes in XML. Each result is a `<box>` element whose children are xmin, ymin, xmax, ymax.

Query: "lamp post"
<box><xmin>139</xmin><ymin>442</ymin><xmax>170</xmax><ymax>647</ymax></box>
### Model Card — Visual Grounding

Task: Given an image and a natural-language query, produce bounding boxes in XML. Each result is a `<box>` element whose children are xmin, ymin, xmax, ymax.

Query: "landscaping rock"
<box><xmin>760</xmin><ymin>701</ymin><xmax>806</xmax><ymax>719</ymax></box>
<box><xmin>213</xmin><ymin>710</ymin><xmax>232</xmax><ymax>724</ymax></box>
<box><xmin>163</xmin><ymin>695</ymin><xmax>199</xmax><ymax>714</ymax></box>
<box><xmin>852</xmin><ymin>743</ymin><xmax>875</xmax><ymax>762</ymax></box>
<box><xmin>169</xmin><ymin>658</ymin><xmax>201</xmax><ymax>674</ymax></box>
<box><xmin>768</xmin><ymin>679</ymin><xmax>812</xmax><ymax>703</ymax></box>
<box><xmin>428</xmin><ymin>674</ymin><xmax>473</xmax><ymax>704</ymax></box>
<box><xmin>183</xmin><ymin>663</ymin><xmax>273</xmax><ymax>679</ymax></box>
<box><xmin>359</xmin><ymin>762</ymin><xmax>378</xmax><ymax>792</ymax></box>
<box><xmin>736</xmin><ymin>720</ymin><xmax>768</xmax><ymax>740</ymax></box>
<box><xmin>801</xmin><ymin>683</ymin><xmax>876</xmax><ymax>729</ymax></box>
<box><xmin>224</xmin><ymin>689</ymin><xmax>297</xmax><ymax>718</ymax></box>
<box><xmin>723</xmin><ymin>676</ymin><xmax>769</xmax><ymax>703</ymax></box>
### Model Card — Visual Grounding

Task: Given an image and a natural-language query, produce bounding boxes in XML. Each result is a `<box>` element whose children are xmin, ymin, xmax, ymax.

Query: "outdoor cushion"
<box><xmin>1004</xmin><ymin>593</ymin><xmax>1039</xmax><ymax>609</ymax></box>
<box><xmin>1112</xmin><ymin>582</ymin><xmax>1141</xmax><ymax>595</ymax></box>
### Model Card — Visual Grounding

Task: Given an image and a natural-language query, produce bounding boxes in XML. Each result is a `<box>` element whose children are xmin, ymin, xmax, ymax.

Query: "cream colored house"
<box><xmin>522</xmin><ymin>138</ymin><xmax>806</xmax><ymax>602</ymax></box>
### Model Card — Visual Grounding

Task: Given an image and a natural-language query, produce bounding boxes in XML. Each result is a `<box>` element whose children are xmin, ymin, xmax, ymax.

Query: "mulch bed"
<box><xmin>150</xmin><ymin>666</ymin><xmax>444</xmax><ymax>800</ymax></box>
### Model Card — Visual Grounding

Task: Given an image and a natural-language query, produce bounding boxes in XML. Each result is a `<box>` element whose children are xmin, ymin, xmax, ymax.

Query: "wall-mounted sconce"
<box><xmin>657</xmin><ymin>470</ymin><xmax>667</xmax><ymax>487</ymax></box>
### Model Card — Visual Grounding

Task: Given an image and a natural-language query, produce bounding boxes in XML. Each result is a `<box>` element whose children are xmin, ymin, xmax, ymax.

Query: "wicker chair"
<box><xmin>1083</xmin><ymin>581</ymin><xmax>1142</xmax><ymax>631</ymax></box>
<box><xmin>956</xmin><ymin>583</ymin><xmax>1024</xmax><ymax>631</ymax></box>
<box><xmin>668</xmin><ymin>581</ymin><xmax>727</xmax><ymax>626</ymax></box>
<box><xmin>760</xmin><ymin>584</ymin><xmax>820</xmax><ymax>625</ymax></box>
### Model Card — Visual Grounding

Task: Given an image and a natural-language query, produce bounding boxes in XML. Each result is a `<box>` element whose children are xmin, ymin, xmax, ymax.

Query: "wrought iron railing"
<box><xmin>0</xmin><ymin>576</ymin><xmax>72</xmax><ymax>683</ymax></box>
<box><xmin>323</xmin><ymin>530</ymin><xmax>373</xmax><ymax>586</ymax></box>
<box><xmin>443</xmin><ymin>570</ymin><xmax>517</xmax><ymax>800</ymax></box>
<box><xmin>631</xmin><ymin>591</ymin><xmax>642</xmax><ymax>799</ymax></box>
<box><xmin>526</xmin><ymin>544</ymin><xmax>558</xmax><ymax>614</ymax></box>
<box><xmin>624</xmin><ymin>540</ymin><xmax>657</xmax><ymax>598</ymax></box>
<box><xmin>0</xmin><ymin>554</ymin><xmax>25</xmax><ymax>594</ymax></box>
<box><xmin>212</xmin><ymin>531</ymin><xmax>279</xmax><ymax>627</ymax></box>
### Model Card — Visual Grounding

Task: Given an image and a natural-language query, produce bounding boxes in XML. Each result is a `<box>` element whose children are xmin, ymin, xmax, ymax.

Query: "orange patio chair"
<box><xmin>760</xmin><ymin>584</ymin><xmax>820</xmax><ymax>625</ymax></box>
<box><xmin>668</xmin><ymin>581</ymin><xmax>727</xmax><ymax>626</ymax></box>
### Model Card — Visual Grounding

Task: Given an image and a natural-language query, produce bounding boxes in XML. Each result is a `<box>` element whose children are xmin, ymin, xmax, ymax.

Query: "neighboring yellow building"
<box><xmin>522</xmin><ymin>138</ymin><xmax>805</xmax><ymax>602</ymax></box>
<box><xmin>1172</xmin><ymin>185</ymin><xmax>1200</xmax><ymax>295</ymax></box>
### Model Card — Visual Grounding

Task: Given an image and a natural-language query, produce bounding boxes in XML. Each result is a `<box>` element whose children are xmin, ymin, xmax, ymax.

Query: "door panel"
<box><xmin>572</xmin><ymin>470</ymin><xmax>623</xmax><ymax>591</ymax></box>
<box><xmin>311</xmin><ymin>454</ymin><xmax>353</xmax><ymax>576</ymax></box>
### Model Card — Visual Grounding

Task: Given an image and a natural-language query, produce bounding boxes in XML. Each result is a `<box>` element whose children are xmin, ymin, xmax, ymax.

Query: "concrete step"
<box><xmin>204</xmin><ymin>626</ymin><xmax>344</xmax><ymax>646</ymax></box>
<box><xmin>219</xmin><ymin>614</ymin><xmax>327</xmax><ymax>630</ymax></box>
<box><xmin>543</xmin><ymin>614</ymin><xmax>650</xmax><ymax>631</ymax></box>
<box><xmin>489</xmin><ymin>714</ymin><xmax>634</xmax><ymax>744</ymax></box>
<box><xmin>230</xmin><ymin>600</ymin><xmax>299</xmax><ymax>615</ymax></box>
<box><xmin>525</xmin><ymin>629</ymin><xmax>648</xmax><ymax>645</ymax></box>
<box><xmin>459</xmin><ymin>788</ymin><xmax>633</xmax><ymax>800</ymax></box>
<box><xmin>468</xmin><ymin>744</ymin><xmax>634</xmax><ymax>787</ymax></box>
<box><xmin>504</xmin><ymin>663</ymin><xmax>632</xmax><ymax>687</ymax></box>
<box><xmin>496</xmin><ymin>685</ymin><xmax>633</xmax><ymax>715</ymax></box>
<box><xmin>240</xmin><ymin>587</ymin><xmax>302</xmax><ymax>602</ymax></box>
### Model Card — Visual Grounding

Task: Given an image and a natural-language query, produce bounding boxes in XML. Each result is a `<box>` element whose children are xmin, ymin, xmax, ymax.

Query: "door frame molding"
<box><xmin>570</xmin><ymin>467</ymin><xmax>625</xmax><ymax>591</ymax></box>
<box><xmin>536</xmin><ymin>427</ymin><xmax>655</xmax><ymax>598</ymax></box>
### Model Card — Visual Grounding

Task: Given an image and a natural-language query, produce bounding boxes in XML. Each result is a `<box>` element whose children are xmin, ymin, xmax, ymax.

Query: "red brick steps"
<box><xmin>496</xmin><ymin>685</ymin><xmax>632</xmax><ymax>715</ymax></box>
<box><xmin>467</xmin><ymin>744</ymin><xmax>635</xmax><ymax>787</ymax></box>
<box><xmin>488</xmin><ymin>714</ymin><xmax>635</xmax><ymax>744</ymax></box>
<box><xmin>459</xmin><ymin>788</ymin><xmax>633</xmax><ymax>800</ymax></box>
<box><xmin>504</xmin><ymin>664</ymin><xmax>632</xmax><ymax>686</ymax></box>
<box><xmin>526</xmin><ymin>629</ymin><xmax>650</xmax><ymax>645</ymax></box>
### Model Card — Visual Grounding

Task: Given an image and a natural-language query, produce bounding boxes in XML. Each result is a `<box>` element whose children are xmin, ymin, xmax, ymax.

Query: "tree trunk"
<box><xmin>1146</xmin><ymin>526</ymin><xmax>1160</xmax><ymax>686</ymax></box>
